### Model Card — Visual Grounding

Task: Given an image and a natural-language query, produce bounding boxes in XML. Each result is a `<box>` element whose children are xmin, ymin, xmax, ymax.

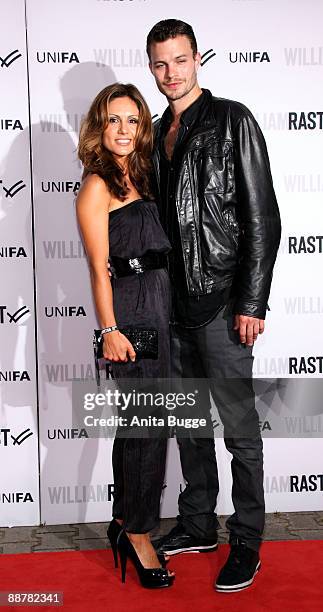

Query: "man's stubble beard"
<box><xmin>157</xmin><ymin>73</ymin><xmax>198</xmax><ymax>103</ymax></box>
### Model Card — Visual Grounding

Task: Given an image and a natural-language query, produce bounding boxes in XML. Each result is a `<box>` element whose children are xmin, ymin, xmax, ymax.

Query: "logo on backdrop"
<box><xmin>254</xmin><ymin>356</ymin><xmax>323</xmax><ymax>376</ymax></box>
<box><xmin>42</xmin><ymin>240</ymin><xmax>86</xmax><ymax>259</ymax></box>
<box><xmin>283</xmin><ymin>174</ymin><xmax>323</xmax><ymax>193</ymax></box>
<box><xmin>0</xmin><ymin>179</ymin><xmax>26</xmax><ymax>198</ymax></box>
<box><xmin>48</xmin><ymin>483</ymin><xmax>114</xmax><ymax>504</ymax></box>
<box><xmin>289</xmin><ymin>112</ymin><xmax>323</xmax><ymax>130</ymax></box>
<box><xmin>41</xmin><ymin>181</ymin><xmax>80</xmax><ymax>194</ymax></box>
<box><xmin>200</xmin><ymin>49</ymin><xmax>216</xmax><ymax>66</ymax></box>
<box><xmin>0</xmin><ymin>428</ymin><xmax>34</xmax><ymax>446</ymax></box>
<box><xmin>254</xmin><ymin>111</ymin><xmax>323</xmax><ymax>131</ymax></box>
<box><xmin>48</xmin><ymin>428</ymin><xmax>89</xmax><ymax>440</ymax></box>
<box><xmin>290</xmin><ymin>474</ymin><xmax>323</xmax><ymax>492</ymax></box>
<box><xmin>0</xmin><ymin>304</ymin><xmax>30</xmax><ymax>324</ymax></box>
<box><xmin>44</xmin><ymin>363</ymin><xmax>94</xmax><ymax>382</ymax></box>
<box><xmin>284</xmin><ymin>47</ymin><xmax>323</xmax><ymax>66</ymax></box>
<box><xmin>0</xmin><ymin>49</ymin><xmax>22</xmax><ymax>68</ymax></box>
<box><xmin>288</xmin><ymin>235</ymin><xmax>323</xmax><ymax>254</ymax></box>
<box><xmin>289</xmin><ymin>356</ymin><xmax>323</xmax><ymax>375</ymax></box>
<box><xmin>254</xmin><ymin>358</ymin><xmax>290</xmax><ymax>377</ymax></box>
<box><xmin>0</xmin><ymin>492</ymin><xmax>34</xmax><ymax>503</ymax></box>
<box><xmin>39</xmin><ymin>113</ymin><xmax>84</xmax><ymax>134</ymax></box>
<box><xmin>229</xmin><ymin>50</ymin><xmax>270</xmax><ymax>63</ymax></box>
<box><xmin>0</xmin><ymin>119</ymin><xmax>23</xmax><ymax>131</ymax></box>
<box><xmin>0</xmin><ymin>370</ymin><xmax>31</xmax><ymax>382</ymax></box>
<box><xmin>264</xmin><ymin>475</ymin><xmax>291</xmax><ymax>494</ymax></box>
<box><xmin>45</xmin><ymin>306</ymin><xmax>86</xmax><ymax>318</ymax></box>
<box><xmin>255</xmin><ymin>111</ymin><xmax>323</xmax><ymax>131</ymax></box>
<box><xmin>284</xmin><ymin>297</ymin><xmax>323</xmax><ymax>315</ymax></box>
<box><xmin>36</xmin><ymin>51</ymin><xmax>80</xmax><ymax>64</ymax></box>
<box><xmin>93</xmin><ymin>48</ymin><xmax>148</xmax><ymax>68</ymax></box>
<box><xmin>264</xmin><ymin>474</ymin><xmax>323</xmax><ymax>493</ymax></box>
<box><xmin>254</xmin><ymin>112</ymin><xmax>289</xmax><ymax>131</ymax></box>
<box><xmin>0</xmin><ymin>246</ymin><xmax>27</xmax><ymax>258</ymax></box>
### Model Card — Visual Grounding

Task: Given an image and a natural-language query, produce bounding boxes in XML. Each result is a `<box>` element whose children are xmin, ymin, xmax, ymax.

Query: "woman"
<box><xmin>76</xmin><ymin>83</ymin><xmax>174</xmax><ymax>589</ymax></box>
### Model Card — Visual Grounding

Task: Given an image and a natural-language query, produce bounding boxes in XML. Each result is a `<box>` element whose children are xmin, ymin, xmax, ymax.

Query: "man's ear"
<box><xmin>194</xmin><ymin>51</ymin><xmax>201</xmax><ymax>70</ymax></box>
<box><xmin>149</xmin><ymin>61</ymin><xmax>153</xmax><ymax>75</ymax></box>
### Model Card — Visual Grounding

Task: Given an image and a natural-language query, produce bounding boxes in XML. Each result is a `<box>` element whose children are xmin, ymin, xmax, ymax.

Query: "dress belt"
<box><xmin>109</xmin><ymin>252</ymin><xmax>168</xmax><ymax>278</ymax></box>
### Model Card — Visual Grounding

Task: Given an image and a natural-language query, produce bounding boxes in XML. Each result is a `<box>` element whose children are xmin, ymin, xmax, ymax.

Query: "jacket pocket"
<box><xmin>196</xmin><ymin>140</ymin><xmax>233</xmax><ymax>194</ymax></box>
<box><xmin>222</xmin><ymin>208</ymin><xmax>241</xmax><ymax>248</ymax></box>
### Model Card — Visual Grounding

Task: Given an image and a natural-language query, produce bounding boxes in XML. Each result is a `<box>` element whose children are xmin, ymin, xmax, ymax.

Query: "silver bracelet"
<box><xmin>100</xmin><ymin>325</ymin><xmax>118</xmax><ymax>338</ymax></box>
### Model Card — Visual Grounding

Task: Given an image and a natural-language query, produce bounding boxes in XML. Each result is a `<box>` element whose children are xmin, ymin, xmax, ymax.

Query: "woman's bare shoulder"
<box><xmin>77</xmin><ymin>173</ymin><xmax>110</xmax><ymax>209</ymax></box>
<box><xmin>80</xmin><ymin>173</ymin><xmax>108</xmax><ymax>193</ymax></box>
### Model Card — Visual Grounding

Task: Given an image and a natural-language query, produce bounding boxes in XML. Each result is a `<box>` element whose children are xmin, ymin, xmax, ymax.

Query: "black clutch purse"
<box><xmin>93</xmin><ymin>327</ymin><xmax>158</xmax><ymax>384</ymax></box>
<box><xmin>93</xmin><ymin>327</ymin><xmax>158</xmax><ymax>360</ymax></box>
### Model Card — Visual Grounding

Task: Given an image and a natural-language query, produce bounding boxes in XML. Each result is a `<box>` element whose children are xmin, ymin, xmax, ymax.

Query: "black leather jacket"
<box><xmin>152</xmin><ymin>90</ymin><xmax>281</xmax><ymax>320</ymax></box>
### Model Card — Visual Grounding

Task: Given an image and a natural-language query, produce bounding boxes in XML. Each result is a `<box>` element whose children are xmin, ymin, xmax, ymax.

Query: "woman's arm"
<box><xmin>76</xmin><ymin>174</ymin><xmax>135</xmax><ymax>362</ymax></box>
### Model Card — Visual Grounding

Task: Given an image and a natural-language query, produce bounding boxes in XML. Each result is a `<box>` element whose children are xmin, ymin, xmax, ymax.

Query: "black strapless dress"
<box><xmin>109</xmin><ymin>198</ymin><xmax>172</xmax><ymax>378</ymax></box>
<box><xmin>108</xmin><ymin>198</ymin><xmax>172</xmax><ymax>533</ymax></box>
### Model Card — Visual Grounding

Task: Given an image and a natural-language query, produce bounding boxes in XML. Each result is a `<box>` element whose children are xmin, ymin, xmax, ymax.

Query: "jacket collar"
<box><xmin>160</xmin><ymin>89</ymin><xmax>206</xmax><ymax>131</ymax></box>
<box><xmin>155</xmin><ymin>90</ymin><xmax>221</xmax><ymax>155</ymax></box>
<box><xmin>155</xmin><ymin>89</ymin><xmax>218</xmax><ymax>145</ymax></box>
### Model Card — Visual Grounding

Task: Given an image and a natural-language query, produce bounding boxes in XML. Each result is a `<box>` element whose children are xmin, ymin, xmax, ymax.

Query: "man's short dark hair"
<box><xmin>146</xmin><ymin>19</ymin><xmax>197</xmax><ymax>60</ymax></box>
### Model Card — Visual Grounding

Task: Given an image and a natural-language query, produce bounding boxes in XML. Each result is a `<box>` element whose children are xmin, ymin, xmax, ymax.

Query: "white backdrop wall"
<box><xmin>0</xmin><ymin>0</ymin><xmax>40</xmax><ymax>527</ymax></box>
<box><xmin>0</xmin><ymin>0</ymin><xmax>322</xmax><ymax>526</ymax></box>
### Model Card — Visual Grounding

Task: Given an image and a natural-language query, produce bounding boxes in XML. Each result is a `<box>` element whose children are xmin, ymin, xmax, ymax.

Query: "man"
<box><xmin>146</xmin><ymin>19</ymin><xmax>281</xmax><ymax>592</ymax></box>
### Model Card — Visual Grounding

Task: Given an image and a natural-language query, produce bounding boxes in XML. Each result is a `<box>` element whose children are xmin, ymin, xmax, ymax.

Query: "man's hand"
<box><xmin>233</xmin><ymin>314</ymin><xmax>265</xmax><ymax>346</ymax></box>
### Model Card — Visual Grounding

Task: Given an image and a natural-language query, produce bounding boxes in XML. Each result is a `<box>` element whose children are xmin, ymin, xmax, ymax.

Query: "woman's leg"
<box><xmin>112</xmin><ymin>269</ymin><xmax>172</xmax><ymax>568</ymax></box>
<box><xmin>122</xmin><ymin>437</ymin><xmax>169</xmax><ymax>568</ymax></box>
<box><xmin>122</xmin><ymin>437</ymin><xmax>167</xmax><ymax>533</ymax></box>
<box><xmin>111</xmin><ymin>437</ymin><xmax>125</xmax><ymax>521</ymax></box>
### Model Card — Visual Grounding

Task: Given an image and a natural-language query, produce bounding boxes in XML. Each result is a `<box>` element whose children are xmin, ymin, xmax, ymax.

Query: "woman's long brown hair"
<box><xmin>78</xmin><ymin>83</ymin><xmax>154</xmax><ymax>200</ymax></box>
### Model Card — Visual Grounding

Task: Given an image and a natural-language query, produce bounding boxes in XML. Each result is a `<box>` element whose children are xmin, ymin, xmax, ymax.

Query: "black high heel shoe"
<box><xmin>107</xmin><ymin>519</ymin><xmax>168</xmax><ymax>569</ymax></box>
<box><xmin>107</xmin><ymin>518</ymin><xmax>122</xmax><ymax>568</ymax></box>
<box><xmin>117</xmin><ymin>530</ymin><xmax>175</xmax><ymax>589</ymax></box>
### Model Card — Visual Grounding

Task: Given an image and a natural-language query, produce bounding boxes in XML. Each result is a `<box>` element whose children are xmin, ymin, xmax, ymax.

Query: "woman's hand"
<box><xmin>103</xmin><ymin>331</ymin><xmax>136</xmax><ymax>362</ymax></box>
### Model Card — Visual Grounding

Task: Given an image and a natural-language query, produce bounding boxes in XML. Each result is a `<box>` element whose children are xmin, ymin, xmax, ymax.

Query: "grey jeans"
<box><xmin>171</xmin><ymin>306</ymin><xmax>265</xmax><ymax>552</ymax></box>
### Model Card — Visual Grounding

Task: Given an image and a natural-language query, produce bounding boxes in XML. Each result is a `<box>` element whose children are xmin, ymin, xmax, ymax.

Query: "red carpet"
<box><xmin>0</xmin><ymin>541</ymin><xmax>322</xmax><ymax>611</ymax></box>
